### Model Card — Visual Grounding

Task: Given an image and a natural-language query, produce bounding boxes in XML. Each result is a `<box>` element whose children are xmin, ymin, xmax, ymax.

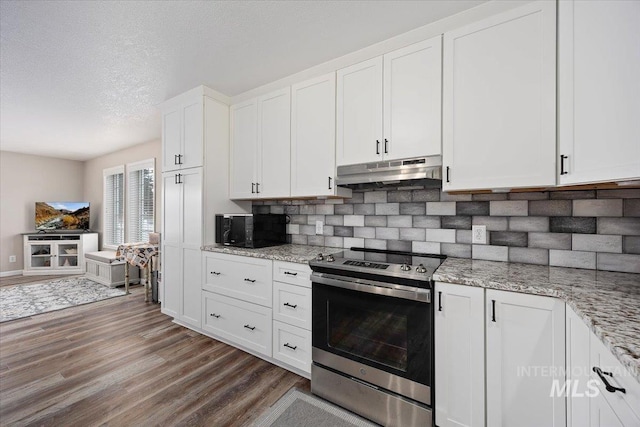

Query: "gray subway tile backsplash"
<box><xmin>457</xmin><ymin>201</ymin><xmax>490</xmax><ymax>216</ymax></box>
<box><xmin>549</xmin><ymin>217</ymin><xmax>597</xmax><ymax>234</ymax></box>
<box><xmin>489</xmin><ymin>231</ymin><xmax>528</xmax><ymax>247</ymax></box>
<box><xmin>256</xmin><ymin>187</ymin><xmax>640</xmax><ymax>273</ymax></box>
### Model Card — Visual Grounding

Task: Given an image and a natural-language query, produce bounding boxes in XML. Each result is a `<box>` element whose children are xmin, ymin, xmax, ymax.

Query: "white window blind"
<box><xmin>103</xmin><ymin>165</ymin><xmax>125</xmax><ymax>248</ymax></box>
<box><xmin>127</xmin><ymin>159</ymin><xmax>155</xmax><ymax>243</ymax></box>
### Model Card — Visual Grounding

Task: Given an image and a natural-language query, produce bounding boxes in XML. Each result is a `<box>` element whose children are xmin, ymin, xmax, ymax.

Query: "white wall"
<box><xmin>0</xmin><ymin>151</ymin><xmax>85</xmax><ymax>274</ymax></box>
<box><xmin>83</xmin><ymin>139</ymin><xmax>162</xmax><ymax>250</ymax></box>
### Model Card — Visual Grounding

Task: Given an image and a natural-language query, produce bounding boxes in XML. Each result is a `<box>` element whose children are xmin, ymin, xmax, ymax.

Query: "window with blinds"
<box><xmin>127</xmin><ymin>159</ymin><xmax>155</xmax><ymax>243</ymax></box>
<box><xmin>103</xmin><ymin>165</ymin><xmax>125</xmax><ymax>248</ymax></box>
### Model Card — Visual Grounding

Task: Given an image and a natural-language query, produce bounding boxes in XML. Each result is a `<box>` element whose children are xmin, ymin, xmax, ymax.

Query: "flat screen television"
<box><xmin>35</xmin><ymin>202</ymin><xmax>90</xmax><ymax>231</ymax></box>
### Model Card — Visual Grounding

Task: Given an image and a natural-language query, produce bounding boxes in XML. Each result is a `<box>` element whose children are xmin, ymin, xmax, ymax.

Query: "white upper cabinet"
<box><xmin>229</xmin><ymin>99</ymin><xmax>258</xmax><ymax>199</ymax></box>
<box><xmin>443</xmin><ymin>1</ymin><xmax>557</xmax><ymax>191</ymax></box>
<box><xmin>162</xmin><ymin>99</ymin><xmax>203</xmax><ymax>172</ymax></box>
<box><xmin>230</xmin><ymin>89</ymin><xmax>291</xmax><ymax>199</ymax></box>
<box><xmin>337</xmin><ymin>37</ymin><xmax>442</xmax><ymax>166</ymax></box>
<box><xmin>291</xmin><ymin>72</ymin><xmax>350</xmax><ymax>198</ymax></box>
<box><xmin>383</xmin><ymin>37</ymin><xmax>442</xmax><ymax>161</ymax></box>
<box><xmin>337</xmin><ymin>57</ymin><xmax>383</xmax><ymax>165</ymax></box>
<box><xmin>558</xmin><ymin>0</ymin><xmax>640</xmax><ymax>185</ymax></box>
<box><xmin>257</xmin><ymin>87</ymin><xmax>291</xmax><ymax>198</ymax></box>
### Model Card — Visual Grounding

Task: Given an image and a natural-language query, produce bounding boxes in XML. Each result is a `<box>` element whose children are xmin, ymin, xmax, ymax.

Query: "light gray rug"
<box><xmin>252</xmin><ymin>388</ymin><xmax>378</xmax><ymax>427</ymax></box>
<box><xmin>0</xmin><ymin>276</ymin><xmax>126</xmax><ymax>322</ymax></box>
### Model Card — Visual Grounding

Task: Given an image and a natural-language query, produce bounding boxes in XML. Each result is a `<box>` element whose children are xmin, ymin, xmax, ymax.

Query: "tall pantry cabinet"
<box><xmin>160</xmin><ymin>86</ymin><xmax>250</xmax><ymax>327</ymax></box>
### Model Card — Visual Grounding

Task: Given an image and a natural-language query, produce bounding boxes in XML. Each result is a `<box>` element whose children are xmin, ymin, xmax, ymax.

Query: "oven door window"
<box><xmin>313</xmin><ymin>283</ymin><xmax>431</xmax><ymax>385</ymax></box>
<box><xmin>328</xmin><ymin>299</ymin><xmax>408</xmax><ymax>371</ymax></box>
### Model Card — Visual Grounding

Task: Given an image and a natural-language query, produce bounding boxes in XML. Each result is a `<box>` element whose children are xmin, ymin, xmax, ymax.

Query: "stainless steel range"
<box><xmin>310</xmin><ymin>248</ymin><xmax>445</xmax><ymax>427</ymax></box>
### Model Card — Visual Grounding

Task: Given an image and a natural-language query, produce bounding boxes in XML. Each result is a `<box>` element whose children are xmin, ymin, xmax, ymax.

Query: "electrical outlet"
<box><xmin>9</xmin><ymin>255</ymin><xmax>16</xmax><ymax>263</ymax></box>
<box><xmin>472</xmin><ymin>225</ymin><xmax>487</xmax><ymax>244</ymax></box>
<box><xmin>315</xmin><ymin>220</ymin><xmax>324</xmax><ymax>235</ymax></box>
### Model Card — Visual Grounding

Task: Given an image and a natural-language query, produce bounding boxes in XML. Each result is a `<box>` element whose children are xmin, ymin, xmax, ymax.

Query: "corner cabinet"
<box><xmin>291</xmin><ymin>72</ymin><xmax>350</xmax><ymax>198</ymax></box>
<box><xmin>442</xmin><ymin>0</ymin><xmax>557</xmax><ymax>191</ymax></box>
<box><xmin>566</xmin><ymin>306</ymin><xmax>640</xmax><ymax>427</ymax></box>
<box><xmin>336</xmin><ymin>36</ymin><xmax>442</xmax><ymax>166</ymax></box>
<box><xmin>23</xmin><ymin>233</ymin><xmax>98</xmax><ymax>276</ymax></box>
<box><xmin>435</xmin><ymin>283</ymin><xmax>566</xmax><ymax>427</ymax></box>
<box><xmin>557</xmin><ymin>0</ymin><xmax>640</xmax><ymax>185</ymax></box>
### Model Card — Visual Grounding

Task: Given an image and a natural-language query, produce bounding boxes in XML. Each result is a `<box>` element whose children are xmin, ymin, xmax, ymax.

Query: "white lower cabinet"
<box><xmin>200</xmin><ymin>253</ymin><xmax>312</xmax><ymax>377</ymax></box>
<box><xmin>202</xmin><ymin>290</ymin><xmax>272</xmax><ymax>357</ymax></box>
<box><xmin>435</xmin><ymin>283</ymin><xmax>566</xmax><ymax>427</ymax></box>
<box><xmin>567</xmin><ymin>305</ymin><xmax>640</xmax><ymax>427</ymax></box>
<box><xmin>435</xmin><ymin>282</ymin><xmax>485</xmax><ymax>427</ymax></box>
<box><xmin>272</xmin><ymin>320</ymin><xmax>311</xmax><ymax>373</ymax></box>
<box><xmin>486</xmin><ymin>289</ymin><xmax>566</xmax><ymax>427</ymax></box>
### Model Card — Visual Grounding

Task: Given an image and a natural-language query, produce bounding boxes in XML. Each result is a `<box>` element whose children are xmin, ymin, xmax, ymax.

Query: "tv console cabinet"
<box><xmin>23</xmin><ymin>232</ymin><xmax>98</xmax><ymax>276</ymax></box>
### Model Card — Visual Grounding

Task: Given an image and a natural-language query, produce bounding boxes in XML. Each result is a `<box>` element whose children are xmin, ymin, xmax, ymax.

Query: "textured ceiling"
<box><xmin>0</xmin><ymin>0</ymin><xmax>486</xmax><ymax>161</ymax></box>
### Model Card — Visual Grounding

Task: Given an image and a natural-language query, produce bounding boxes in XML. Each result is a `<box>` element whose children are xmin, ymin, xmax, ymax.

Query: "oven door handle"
<box><xmin>312</xmin><ymin>275</ymin><xmax>431</xmax><ymax>303</ymax></box>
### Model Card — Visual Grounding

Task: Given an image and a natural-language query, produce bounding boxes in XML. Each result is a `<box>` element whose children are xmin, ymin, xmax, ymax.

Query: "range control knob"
<box><xmin>326</xmin><ymin>254</ymin><xmax>335</xmax><ymax>262</ymax></box>
<box><xmin>416</xmin><ymin>264</ymin><xmax>427</xmax><ymax>273</ymax></box>
<box><xmin>315</xmin><ymin>253</ymin><xmax>324</xmax><ymax>261</ymax></box>
<box><xmin>400</xmin><ymin>263</ymin><xmax>411</xmax><ymax>271</ymax></box>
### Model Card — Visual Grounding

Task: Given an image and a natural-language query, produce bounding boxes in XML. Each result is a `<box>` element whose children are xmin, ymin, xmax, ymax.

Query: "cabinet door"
<box><xmin>181</xmin><ymin>168</ymin><xmax>202</xmax><ymax>247</ymax></box>
<box><xmin>558</xmin><ymin>0</ymin><xmax>640</xmax><ymax>185</ymax></box>
<box><xmin>336</xmin><ymin>57</ymin><xmax>383</xmax><ymax>166</ymax></box>
<box><xmin>566</xmin><ymin>306</ymin><xmax>591</xmax><ymax>427</ymax></box>
<box><xmin>384</xmin><ymin>37</ymin><xmax>442</xmax><ymax>161</ymax></box>
<box><xmin>291</xmin><ymin>72</ymin><xmax>337</xmax><ymax>197</ymax></box>
<box><xmin>258</xmin><ymin>87</ymin><xmax>291</xmax><ymax>198</ymax></box>
<box><xmin>56</xmin><ymin>241</ymin><xmax>79</xmax><ymax>269</ymax></box>
<box><xmin>230</xmin><ymin>99</ymin><xmax>258</xmax><ymax>199</ymax></box>
<box><xmin>443</xmin><ymin>1</ymin><xmax>556</xmax><ymax>191</ymax></box>
<box><xmin>486</xmin><ymin>289</ymin><xmax>565</xmax><ymax>427</ymax></box>
<box><xmin>435</xmin><ymin>282</ymin><xmax>485</xmax><ymax>427</ymax></box>
<box><xmin>181</xmin><ymin>100</ymin><xmax>204</xmax><ymax>170</ymax></box>
<box><xmin>181</xmin><ymin>246</ymin><xmax>201</xmax><ymax>329</ymax></box>
<box><xmin>161</xmin><ymin>243</ymin><xmax>181</xmax><ymax>319</ymax></box>
<box><xmin>590</xmin><ymin>391</ymin><xmax>625</xmax><ymax>427</ymax></box>
<box><xmin>162</xmin><ymin>172</ymin><xmax>182</xmax><ymax>246</ymax></box>
<box><xmin>162</xmin><ymin>108</ymin><xmax>182</xmax><ymax>172</ymax></box>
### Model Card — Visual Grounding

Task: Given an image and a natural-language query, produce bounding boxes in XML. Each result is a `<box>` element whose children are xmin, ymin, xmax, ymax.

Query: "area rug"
<box><xmin>0</xmin><ymin>276</ymin><xmax>127</xmax><ymax>322</ymax></box>
<box><xmin>252</xmin><ymin>388</ymin><xmax>378</xmax><ymax>427</ymax></box>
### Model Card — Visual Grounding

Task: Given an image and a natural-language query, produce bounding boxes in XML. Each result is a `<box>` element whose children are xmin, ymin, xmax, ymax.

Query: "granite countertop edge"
<box><xmin>433</xmin><ymin>257</ymin><xmax>640</xmax><ymax>384</ymax></box>
<box><xmin>201</xmin><ymin>244</ymin><xmax>342</xmax><ymax>264</ymax></box>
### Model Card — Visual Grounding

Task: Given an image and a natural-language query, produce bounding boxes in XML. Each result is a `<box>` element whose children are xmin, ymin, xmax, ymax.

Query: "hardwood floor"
<box><xmin>0</xmin><ymin>279</ymin><xmax>310</xmax><ymax>426</ymax></box>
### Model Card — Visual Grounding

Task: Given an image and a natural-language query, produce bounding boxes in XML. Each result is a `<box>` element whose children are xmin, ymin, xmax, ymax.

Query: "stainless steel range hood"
<box><xmin>336</xmin><ymin>156</ymin><xmax>442</xmax><ymax>190</ymax></box>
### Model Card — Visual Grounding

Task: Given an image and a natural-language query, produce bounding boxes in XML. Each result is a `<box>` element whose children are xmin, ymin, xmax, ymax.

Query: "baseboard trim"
<box><xmin>0</xmin><ymin>270</ymin><xmax>23</xmax><ymax>278</ymax></box>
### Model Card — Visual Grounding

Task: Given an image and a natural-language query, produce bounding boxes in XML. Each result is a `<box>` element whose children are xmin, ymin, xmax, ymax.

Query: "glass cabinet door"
<box><xmin>30</xmin><ymin>243</ymin><xmax>53</xmax><ymax>268</ymax></box>
<box><xmin>57</xmin><ymin>243</ymin><xmax>79</xmax><ymax>268</ymax></box>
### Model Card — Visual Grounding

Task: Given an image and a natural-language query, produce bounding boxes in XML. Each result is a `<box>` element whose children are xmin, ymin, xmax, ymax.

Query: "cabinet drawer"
<box><xmin>590</xmin><ymin>335</ymin><xmax>640</xmax><ymax>423</ymax></box>
<box><xmin>273</xmin><ymin>281</ymin><xmax>311</xmax><ymax>329</ymax></box>
<box><xmin>203</xmin><ymin>253</ymin><xmax>272</xmax><ymax>307</ymax></box>
<box><xmin>273</xmin><ymin>261</ymin><xmax>311</xmax><ymax>287</ymax></box>
<box><xmin>272</xmin><ymin>320</ymin><xmax>311</xmax><ymax>374</ymax></box>
<box><xmin>202</xmin><ymin>291</ymin><xmax>272</xmax><ymax>357</ymax></box>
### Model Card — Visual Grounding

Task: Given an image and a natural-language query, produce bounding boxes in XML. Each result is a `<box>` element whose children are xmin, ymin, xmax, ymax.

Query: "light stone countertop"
<box><xmin>433</xmin><ymin>257</ymin><xmax>640</xmax><ymax>383</ymax></box>
<box><xmin>201</xmin><ymin>244</ymin><xmax>343</xmax><ymax>264</ymax></box>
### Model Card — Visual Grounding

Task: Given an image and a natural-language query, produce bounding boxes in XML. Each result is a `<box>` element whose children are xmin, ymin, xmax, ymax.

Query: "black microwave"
<box><xmin>215</xmin><ymin>214</ymin><xmax>287</xmax><ymax>248</ymax></box>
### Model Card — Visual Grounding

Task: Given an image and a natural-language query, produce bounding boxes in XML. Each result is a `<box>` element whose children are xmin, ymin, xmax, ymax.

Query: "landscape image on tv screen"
<box><xmin>35</xmin><ymin>202</ymin><xmax>90</xmax><ymax>231</ymax></box>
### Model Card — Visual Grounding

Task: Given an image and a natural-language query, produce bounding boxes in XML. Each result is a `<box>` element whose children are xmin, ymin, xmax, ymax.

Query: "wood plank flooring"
<box><xmin>0</xmin><ymin>279</ymin><xmax>309</xmax><ymax>426</ymax></box>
